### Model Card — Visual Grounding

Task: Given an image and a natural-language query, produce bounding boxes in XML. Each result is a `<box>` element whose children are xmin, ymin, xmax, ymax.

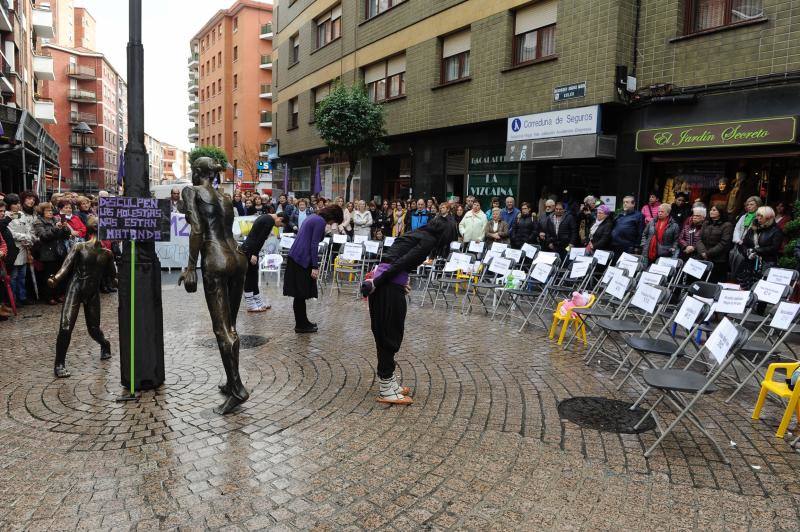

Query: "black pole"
<box><xmin>118</xmin><ymin>0</ymin><xmax>165</xmax><ymax>391</ymax></box>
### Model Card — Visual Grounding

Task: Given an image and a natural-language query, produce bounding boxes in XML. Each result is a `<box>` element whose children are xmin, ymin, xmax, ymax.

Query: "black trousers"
<box><xmin>368</xmin><ymin>283</ymin><xmax>407</xmax><ymax>379</ymax></box>
<box><xmin>244</xmin><ymin>256</ymin><xmax>259</xmax><ymax>295</ymax></box>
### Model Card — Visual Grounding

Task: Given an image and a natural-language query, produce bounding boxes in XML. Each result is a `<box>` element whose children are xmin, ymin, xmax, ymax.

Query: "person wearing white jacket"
<box><xmin>353</xmin><ymin>200</ymin><xmax>373</xmax><ymax>238</ymax></box>
<box><xmin>459</xmin><ymin>200</ymin><xmax>488</xmax><ymax>242</ymax></box>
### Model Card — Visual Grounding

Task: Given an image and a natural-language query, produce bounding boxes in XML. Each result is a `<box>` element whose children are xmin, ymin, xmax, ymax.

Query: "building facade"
<box><xmin>0</xmin><ymin>0</ymin><xmax>60</xmax><ymax>194</ymax></box>
<box><xmin>188</xmin><ymin>0</ymin><xmax>274</xmax><ymax>185</ymax></box>
<box><xmin>161</xmin><ymin>143</ymin><xmax>189</xmax><ymax>182</ymax></box>
<box><xmin>273</xmin><ymin>0</ymin><xmax>800</xmax><ymax>210</ymax></box>
<box><xmin>40</xmin><ymin>43</ymin><xmax>127</xmax><ymax>193</ymax></box>
<box><xmin>144</xmin><ymin>132</ymin><xmax>163</xmax><ymax>188</ymax></box>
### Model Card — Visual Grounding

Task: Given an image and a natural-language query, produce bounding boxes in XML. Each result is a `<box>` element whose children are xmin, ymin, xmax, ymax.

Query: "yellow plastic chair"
<box><xmin>548</xmin><ymin>295</ymin><xmax>596</xmax><ymax>346</ymax></box>
<box><xmin>752</xmin><ymin>362</ymin><xmax>800</xmax><ymax>438</ymax></box>
<box><xmin>454</xmin><ymin>264</ymin><xmax>481</xmax><ymax>294</ymax></box>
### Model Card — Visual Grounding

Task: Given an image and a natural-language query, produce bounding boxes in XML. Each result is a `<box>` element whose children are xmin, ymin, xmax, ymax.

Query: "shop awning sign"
<box><xmin>636</xmin><ymin>117</ymin><xmax>797</xmax><ymax>152</ymax></box>
<box><xmin>507</xmin><ymin>105</ymin><xmax>599</xmax><ymax>142</ymax></box>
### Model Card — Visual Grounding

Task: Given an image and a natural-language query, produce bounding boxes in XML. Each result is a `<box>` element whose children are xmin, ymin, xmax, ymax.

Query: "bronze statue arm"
<box><xmin>104</xmin><ymin>249</ymin><xmax>119</xmax><ymax>288</ymax></box>
<box><xmin>49</xmin><ymin>244</ymin><xmax>78</xmax><ymax>288</ymax></box>
<box><xmin>179</xmin><ymin>187</ymin><xmax>201</xmax><ymax>292</ymax></box>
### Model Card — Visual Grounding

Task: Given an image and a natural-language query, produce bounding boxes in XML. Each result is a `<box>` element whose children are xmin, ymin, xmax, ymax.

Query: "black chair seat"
<box><xmin>549</xmin><ymin>286</ymin><xmax>574</xmax><ymax>293</ymax></box>
<box><xmin>573</xmin><ymin>307</ymin><xmax>613</xmax><ymax>317</ymax></box>
<box><xmin>739</xmin><ymin>340</ymin><xmax>773</xmax><ymax>354</ymax></box>
<box><xmin>625</xmin><ymin>336</ymin><xmax>679</xmax><ymax>355</ymax></box>
<box><xmin>439</xmin><ymin>278</ymin><xmax>466</xmax><ymax>284</ymax></box>
<box><xmin>597</xmin><ymin>319</ymin><xmax>641</xmax><ymax>333</ymax></box>
<box><xmin>506</xmin><ymin>289</ymin><xmax>537</xmax><ymax>296</ymax></box>
<box><xmin>698</xmin><ymin>322</ymin><xmax>715</xmax><ymax>333</ymax></box>
<box><xmin>474</xmin><ymin>282</ymin><xmax>500</xmax><ymax>289</ymax></box>
<box><xmin>642</xmin><ymin>369</ymin><xmax>717</xmax><ymax>394</ymax></box>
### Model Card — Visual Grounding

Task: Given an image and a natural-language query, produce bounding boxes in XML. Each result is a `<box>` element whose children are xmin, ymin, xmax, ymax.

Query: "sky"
<box><xmin>76</xmin><ymin>0</ymin><xmax>271</xmax><ymax>152</ymax></box>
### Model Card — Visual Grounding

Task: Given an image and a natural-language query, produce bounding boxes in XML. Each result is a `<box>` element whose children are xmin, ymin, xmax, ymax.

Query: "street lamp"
<box><xmin>72</xmin><ymin>121</ymin><xmax>94</xmax><ymax>193</ymax></box>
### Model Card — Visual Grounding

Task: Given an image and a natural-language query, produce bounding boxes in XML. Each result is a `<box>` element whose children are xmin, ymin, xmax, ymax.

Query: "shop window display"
<box><xmin>652</xmin><ymin>158</ymin><xmax>800</xmax><ymax>216</ymax></box>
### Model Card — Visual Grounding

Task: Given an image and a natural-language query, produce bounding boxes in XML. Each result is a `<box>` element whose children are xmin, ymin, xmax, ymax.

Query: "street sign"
<box><xmin>554</xmin><ymin>82</ymin><xmax>586</xmax><ymax>102</ymax></box>
<box><xmin>98</xmin><ymin>197</ymin><xmax>171</xmax><ymax>241</ymax></box>
<box><xmin>257</xmin><ymin>160</ymin><xmax>270</xmax><ymax>171</ymax></box>
<box><xmin>236</xmin><ymin>169</ymin><xmax>243</xmax><ymax>178</ymax></box>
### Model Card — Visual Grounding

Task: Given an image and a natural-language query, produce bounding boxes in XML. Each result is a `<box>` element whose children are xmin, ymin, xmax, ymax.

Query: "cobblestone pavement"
<box><xmin>2</xmin><ymin>276</ymin><xmax>800</xmax><ymax>530</ymax></box>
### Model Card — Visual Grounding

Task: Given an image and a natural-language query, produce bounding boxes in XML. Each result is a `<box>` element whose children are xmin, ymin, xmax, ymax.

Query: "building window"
<box><xmin>289</xmin><ymin>97</ymin><xmax>299</xmax><ymax>128</ymax></box>
<box><xmin>200</xmin><ymin>65</ymin><xmax>204</xmax><ymax>76</ymax></box>
<box><xmin>234</xmin><ymin>103</ymin><xmax>238</xmax><ymax>118</ymax></box>
<box><xmin>212</xmin><ymin>84</ymin><xmax>216</xmax><ymax>96</ymax></box>
<box><xmin>233</xmin><ymin>17</ymin><xmax>238</xmax><ymax>32</ymax></box>
<box><xmin>218</xmin><ymin>79</ymin><xmax>222</xmax><ymax>92</ymax></box>
<box><xmin>218</xmin><ymin>106</ymin><xmax>222</xmax><ymax>120</ymax></box>
<box><xmin>212</xmin><ymin>109</ymin><xmax>216</xmax><ymax>123</ymax></box>
<box><xmin>234</xmin><ymin>131</ymin><xmax>238</xmax><ymax>147</ymax></box>
<box><xmin>218</xmin><ymin>52</ymin><xmax>222</xmax><ymax>65</ymax></box>
<box><xmin>233</xmin><ymin>46</ymin><xmax>238</xmax><ymax>61</ymax></box>
<box><xmin>234</xmin><ymin>74</ymin><xmax>238</xmax><ymax>89</ymax></box>
<box><xmin>441</xmin><ymin>31</ymin><xmax>470</xmax><ymax>83</ymax></box>
<box><xmin>513</xmin><ymin>0</ymin><xmax>557</xmax><ymax>66</ymax></box>
<box><xmin>212</xmin><ymin>56</ymin><xmax>216</xmax><ymax>70</ymax></box>
<box><xmin>290</xmin><ymin>34</ymin><xmax>300</xmax><ymax>64</ymax></box>
<box><xmin>366</xmin><ymin>0</ymin><xmax>405</xmax><ymax>19</ymax></box>
<box><xmin>685</xmin><ymin>0</ymin><xmax>763</xmax><ymax>34</ymax></box>
<box><xmin>364</xmin><ymin>54</ymin><xmax>406</xmax><ymax>102</ymax></box>
<box><xmin>313</xmin><ymin>82</ymin><xmax>331</xmax><ymax>113</ymax></box>
<box><xmin>316</xmin><ymin>5</ymin><xmax>342</xmax><ymax>49</ymax></box>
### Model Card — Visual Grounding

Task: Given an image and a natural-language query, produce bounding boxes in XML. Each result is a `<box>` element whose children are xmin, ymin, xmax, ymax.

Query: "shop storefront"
<box><xmin>629</xmin><ymin>84</ymin><xmax>800</xmax><ymax>216</ymax></box>
<box><xmin>504</xmin><ymin>104</ymin><xmax>621</xmax><ymax>211</ymax></box>
<box><xmin>637</xmin><ymin>115</ymin><xmax>800</xmax><ymax>214</ymax></box>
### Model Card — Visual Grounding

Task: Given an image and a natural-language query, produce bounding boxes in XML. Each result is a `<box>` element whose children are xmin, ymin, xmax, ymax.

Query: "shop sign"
<box><xmin>554</xmin><ymin>82</ymin><xmax>586</xmax><ymax>102</ymax></box>
<box><xmin>507</xmin><ymin>105</ymin><xmax>599</xmax><ymax>142</ymax></box>
<box><xmin>467</xmin><ymin>147</ymin><xmax>518</xmax><ymax>207</ymax></box>
<box><xmin>636</xmin><ymin>117</ymin><xmax>797</xmax><ymax>152</ymax></box>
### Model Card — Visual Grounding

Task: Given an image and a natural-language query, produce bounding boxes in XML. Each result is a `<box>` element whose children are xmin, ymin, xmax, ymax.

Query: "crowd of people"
<box><xmin>262</xmin><ymin>190</ymin><xmax>796</xmax><ymax>292</ymax></box>
<box><xmin>0</xmin><ymin>190</ymin><xmax>118</xmax><ymax>320</ymax></box>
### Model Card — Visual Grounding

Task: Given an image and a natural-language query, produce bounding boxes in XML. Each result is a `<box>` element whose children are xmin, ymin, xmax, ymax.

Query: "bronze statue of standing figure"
<box><xmin>50</xmin><ymin>216</ymin><xmax>116</xmax><ymax>378</ymax></box>
<box><xmin>179</xmin><ymin>156</ymin><xmax>249</xmax><ymax>414</ymax></box>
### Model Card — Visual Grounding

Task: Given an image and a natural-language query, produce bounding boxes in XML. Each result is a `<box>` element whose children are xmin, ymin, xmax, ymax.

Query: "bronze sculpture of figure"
<box><xmin>50</xmin><ymin>216</ymin><xmax>116</xmax><ymax>378</ymax></box>
<box><xmin>178</xmin><ymin>156</ymin><xmax>249</xmax><ymax>414</ymax></box>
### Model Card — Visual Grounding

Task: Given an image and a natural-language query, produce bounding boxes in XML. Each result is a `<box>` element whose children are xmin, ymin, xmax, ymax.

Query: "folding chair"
<box><xmin>635</xmin><ymin>320</ymin><xmax>750</xmax><ymax>463</ymax></box>
<box><xmin>462</xmin><ymin>255</ymin><xmax>512</xmax><ymax>315</ymax></box>
<box><xmin>567</xmin><ymin>265</ymin><xmax>633</xmax><ymax>350</ymax></box>
<box><xmin>331</xmin><ymin>242</ymin><xmax>366</xmax><ymax>298</ymax></box>
<box><xmin>428</xmin><ymin>252</ymin><xmax>474</xmax><ymax>310</ymax></box>
<box><xmin>515</xmin><ymin>260</ymin><xmax>561</xmax><ymax>331</ymax></box>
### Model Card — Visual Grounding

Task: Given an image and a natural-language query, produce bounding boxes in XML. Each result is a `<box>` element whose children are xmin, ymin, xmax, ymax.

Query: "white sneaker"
<box><xmin>377</xmin><ymin>376</ymin><xmax>412</xmax><ymax>405</ymax></box>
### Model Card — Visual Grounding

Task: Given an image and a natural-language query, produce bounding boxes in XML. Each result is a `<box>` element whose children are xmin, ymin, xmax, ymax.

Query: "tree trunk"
<box><xmin>344</xmin><ymin>158</ymin><xmax>356</xmax><ymax>203</ymax></box>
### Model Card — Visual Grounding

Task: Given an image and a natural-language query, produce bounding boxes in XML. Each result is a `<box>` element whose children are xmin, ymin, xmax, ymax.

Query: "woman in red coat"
<box><xmin>58</xmin><ymin>200</ymin><xmax>86</xmax><ymax>239</ymax></box>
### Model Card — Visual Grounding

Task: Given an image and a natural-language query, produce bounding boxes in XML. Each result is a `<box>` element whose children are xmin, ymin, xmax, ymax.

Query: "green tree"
<box><xmin>779</xmin><ymin>200</ymin><xmax>800</xmax><ymax>269</ymax></box>
<box><xmin>189</xmin><ymin>145</ymin><xmax>228</xmax><ymax>169</ymax></box>
<box><xmin>314</xmin><ymin>83</ymin><xmax>386</xmax><ymax>201</ymax></box>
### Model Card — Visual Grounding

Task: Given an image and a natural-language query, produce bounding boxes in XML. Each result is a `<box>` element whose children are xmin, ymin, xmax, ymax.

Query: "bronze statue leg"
<box><xmin>55</xmin><ymin>283</ymin><xmax>82</xmax><ymax>371</ymax></box>
<box><xmin>202</xmin><ymin>271</ymin><xmax>249</xmax><ymax>415</ymax></box>
<box><xmin>83</xmin><ymin>293</ymin><xmax>111</xmax><ymax>359</ymax></box>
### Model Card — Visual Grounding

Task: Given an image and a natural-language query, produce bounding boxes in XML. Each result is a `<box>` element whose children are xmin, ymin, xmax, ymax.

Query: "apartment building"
<box><xmin>144</xmin><ymin>132</ymin><xmax>163</xmax><ymax>188</ymax></box>
<box><xmin>188</xmin><ymin>0</ymin><xmax>274</xmax><ymax>185</ymax></box>
<box><xmin>40</xmin><ymin>42</ymin><xmax>127</xmax><ymax>193</ymax></box>
<box><xmin>0</xmin><ymin>0</ymin><xmax>60</xmax><ymax>194</ymax></box>
<box><xmin>274</xmin><ymin>0</ymin><xmax>800</xmax><ymax>208</ymax></box>
<box><xmin>161</xmin><ymin>144</ymin><xmax>189</xmax><ymax>181</ymax></box>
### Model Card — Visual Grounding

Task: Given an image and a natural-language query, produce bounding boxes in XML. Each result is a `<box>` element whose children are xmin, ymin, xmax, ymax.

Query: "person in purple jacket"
<box><xmin>283</xmin><ymin>204</ymin><xmax>344</xmax><ymax>332</ymax></box>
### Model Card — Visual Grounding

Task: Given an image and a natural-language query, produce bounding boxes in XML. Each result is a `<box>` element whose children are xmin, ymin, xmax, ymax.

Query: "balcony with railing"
<box><xmin>70</xmin><ymin>158</ymin><xmax>99</xmax><ymax>171</ymax></box>
<box><xmin>67</xmin><ymin>64</ymin><xmax>97</xmax><ymax>79</ymax></box>
<box><xmin>259</xmin><ymin>55</ymin><xmax>272</xmax><ymax>69</ymax></box>
<box><xmin>0</xmin><ymin>54</ymin><xmax>13</xmax><ymax>94</ymax></box>
<box><xmin>188</xmin><ymin>126</ymin><xmax>198</xmax><ymax>141</ymax></box>
<box><xmin>33</xmin><ymin>98</ymin><xmax>56</xmax><ymax>124</ymax></box>
<box><xmin>260</xmin><ymin>111</ymin><xmax>272</xmax><ymax>127</ymax></box>
<box><xmin>0</xmin><ymin>0</ymin><xmax>12</xmax><ymax>33</ymax></box>
<box><xmin>259</xmin><ymin>143</ymin><xmax>271</xmax><ymax>156</ymax></box>
<box><xmin>188</xmin><ymin>77</ymin><xmax>198</xmax><ymax>91</ymax></box>
<box><xmin>33</xmin><ymin>54</ymin><xmax>54</xmax><ymax>80</ymax></box>
<box><xmin>32</xmin><ymin>6</ymin><xmax>55</xmax><ymax>39</ymax></box>
<box><xmin>188</xmin><ymin>53</ymin><xmax>199</xmax><ymax>67</ymax></box>
<box><xmin>68</xmin><ymin>89</ymin><xmax>97</xmax><ymax>102</ymax></box>
<box><xmin>69</xmin><ymin>111</ymin><xmax>97</xmax><ymax>125</ymax></box>
<box><xmin>69</xmin><ymin>133</ymin><xmax>98</xmax><ymax>148</ymax></box>
<box><xmin>260</xmin><ymin>23</ymin><xmax>273</xmax><ymax>39</ymax></box>
<box><xmin>259</xmin><ymin>84</ymin><xmax>272</xmax><ymax>98</ymax></box>
<box><xmin>188</xmin><ymin>102</ymin><xmax>199</xmax><ymax>116</ymax></box>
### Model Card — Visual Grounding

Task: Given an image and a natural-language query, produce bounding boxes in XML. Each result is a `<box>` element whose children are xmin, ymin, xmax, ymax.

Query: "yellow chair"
<box><xmin>548</xmin><ymin>295</ymin><xmax>596</xmax><ymax>346</ymax></box>
<box><xmin>752</xmin><ymin>362</ymin><xmax>800</xmax><ymax>438</ymax></box>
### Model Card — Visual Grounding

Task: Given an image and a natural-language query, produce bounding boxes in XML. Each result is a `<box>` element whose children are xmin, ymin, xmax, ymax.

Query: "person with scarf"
<box><xmin>733</xmin><ymin>196</ymin><xmax>762</xmax><ymax>244</ymax></box>
<box><xmin>392</xmin><ymin>201</ymin><xmax>407</xmax><ymax>237</ymax></box>
<box><xmin>678</xmin><ymin>206</ymin><xmax>706</xmax><ymax>260</ymax></box>
<box><xmin>232</xmin><ymin>191</ymin><xmax>247</xmax><ymax>217</ymax></box>
<box><xmin>737</xmin><ymin>206</ymin><xmax>783</xmax><ymax>289</ymax></box>
<box><xmin>360</xmin><ymin>216</ymin><xmax>458</xmax><ymax>405</ymax></box>
<box><xmin>641</xmin><ymin>193</ymin><xmax>661</xmax><ymax>224</ymax></box>
<box><xmin>585</xmin><ymin>204</ymin><xmax>614</xmax><ymax>252</ymax></box>
<box><xmin>640</xmin><ymin>203</ymin><xmax>680</xmax><ymax>265</ymax></box>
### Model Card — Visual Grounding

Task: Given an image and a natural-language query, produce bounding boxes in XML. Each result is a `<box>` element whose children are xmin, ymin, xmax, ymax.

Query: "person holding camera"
<box><xmin>736</xmin><ymin>206</ymin><xmax>782</xmax><ymax>289</ymax></box>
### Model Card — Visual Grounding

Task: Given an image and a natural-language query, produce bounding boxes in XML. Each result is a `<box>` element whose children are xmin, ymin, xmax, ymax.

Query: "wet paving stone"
<box><xmin>1</xmin><ymin>279</ymin><xmax>799</xmax><ymax>529</ymax></box>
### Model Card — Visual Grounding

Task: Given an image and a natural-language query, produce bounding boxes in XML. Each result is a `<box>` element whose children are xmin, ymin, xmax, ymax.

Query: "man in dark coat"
<box><xmin>543</xmin><ymin>202</ymin><xmax>578</xmax><ymax>257</ymax></box>
<box><xmin>611</xmin><ymin>195</ymin><xmax>645</xmax><ymax>256</ymax></box>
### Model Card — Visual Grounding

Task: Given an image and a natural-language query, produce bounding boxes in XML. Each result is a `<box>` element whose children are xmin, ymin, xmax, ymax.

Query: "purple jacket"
<box><xmin>288</xmin><ymin>214</ymin><xmax>326</xmax><ymax>269</ymax></box>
